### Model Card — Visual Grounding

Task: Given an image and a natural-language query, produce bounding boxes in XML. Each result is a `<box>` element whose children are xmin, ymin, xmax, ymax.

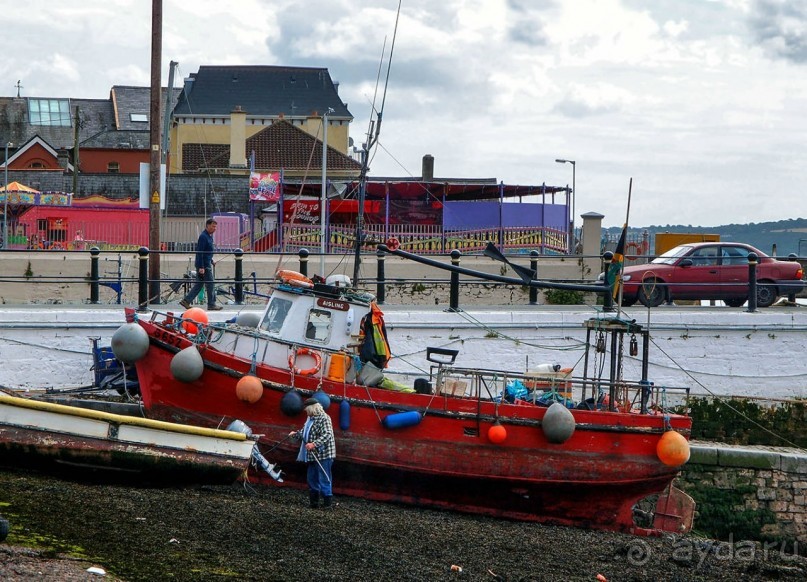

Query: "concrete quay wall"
<box><xmin>0</xmin><ymin>304</ymin><xmax>806</xmax><ymax>401</ymax></box>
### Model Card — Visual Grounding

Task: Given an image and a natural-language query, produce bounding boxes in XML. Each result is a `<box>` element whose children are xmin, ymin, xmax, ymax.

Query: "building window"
<box><xmin>29</xmin><ymin>99</ymin><xmax>71</xmax><ymax>126</ymax></box>
<box><xmin>27</xmin><ymin>161</ymin><xmax>46</xmax><ymax>169</ymax></box>
<box><xmin>130</xmin><ymin>113</ymin><xmax>148</xmax><ymax>123</ymax></box>
<box><xmin>107</xmin><ymin>162</ymin><xmax>120</xmax><ymax>174</ymax></box>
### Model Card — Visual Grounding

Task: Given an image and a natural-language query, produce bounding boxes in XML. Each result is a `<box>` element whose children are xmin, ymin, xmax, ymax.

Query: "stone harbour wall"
<box><xmin>680</xmin><ymin>443</ymin><xmax>807</xmax><ymax>546</ymax></box>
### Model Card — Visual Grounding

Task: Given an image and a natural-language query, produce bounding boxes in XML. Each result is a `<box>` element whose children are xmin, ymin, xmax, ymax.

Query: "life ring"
<box><xmin>385</xmin><ymin>237</ymin><xmax>400</xmax><ymax>251</ymax></box>
<box><xmin>276</xmin><ymin>270</ymin><xmax>313</xmax><ymax>288</ymax></box>
<box><xmin>625</xmin><ymin>241</ymin><xmax>646</xmax><ymax>260</ymax></box>
<box><xmin>289</xmin><ymin>347</ymin><xmax>322</xmax><ymax>376</ymax></box>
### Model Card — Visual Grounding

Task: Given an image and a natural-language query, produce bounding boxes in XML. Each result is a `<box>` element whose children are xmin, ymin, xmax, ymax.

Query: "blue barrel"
<box><xmin>339</xmin><ymin>400</ymin><xmax>351</xmax><ymax>431</ymax></box>
<box><xmin>382</xmin><ymin>410</ymin><xmax>422</xmax><ymax>430</ymax></box>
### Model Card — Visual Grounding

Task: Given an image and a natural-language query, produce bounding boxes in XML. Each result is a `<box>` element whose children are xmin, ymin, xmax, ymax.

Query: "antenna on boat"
<box><xmin>352</xmin><ymin>0</ymin><xmax>402</xmax><ymax>288</ymax></box>
<box><xmin>613</xmin><ymin>178</ymin><xmax>633</xmax><ymax>317</ymax></box>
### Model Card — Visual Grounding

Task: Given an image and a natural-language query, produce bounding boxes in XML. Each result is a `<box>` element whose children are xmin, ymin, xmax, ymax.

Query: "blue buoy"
<box><xmin>312</xmin><ymin>389</ymin><xmax>331</xmax><ymax>410</ymax></box>
<box><xmin>382</xmin><ymin>410</ymin><xmax>422</xmax><ymax>430</ymax></box>
<box><xmin>280</xmin><ymin>391</ymin><xmax>304</xmax><ymax>416</ymax></box>
<box><xmin>339</xmin><ymin>400</ymin><xmax>351</xmax><ymax>430</ymax></box>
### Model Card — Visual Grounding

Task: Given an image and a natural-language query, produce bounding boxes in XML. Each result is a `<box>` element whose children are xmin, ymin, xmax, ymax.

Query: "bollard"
<box><xmin>602</xmin><ymin>251</ymin><xmax>615</xmax><ymax>312</ymax></box>
<box><xmin>788</xmin><ymin>253</ymin><xmax>799</xmax><ymax>302</ymax></box>
<box><xmin>137</xmin><ymin>246</ymin><xmax>149</xmax><ymax>311</ymax></box>
<box><xmin>746</xmin><ymin>252</ymin><xmax>758</xmax><ymax>313</ymax></box>
<box><xmin>529</xmin><ymin>250</ymin><xmax>539</xmax><ymax>305</ymax></box>
<box><xmin>376</xmin><ymin>249</ymin><xmax>386</xmax><ymax>305</ymax></box>
<box><xmin>233</xmin><ymin>248</ymin><xmax>244</xmax><ymax>305</ymax></box>
<box><xmin>89</xmin><ymin>246</ymin><xmax>101</xmax><ymax>304</ymax></box>
<box><xmin>298</xmin><ymin>248</ymin><xmax>309</xmax><ymax>277</ymax></box>
<box><xmin>449</xmin><ymin>249</ymin><xmax>461</xmax><ymax>312</ymax></box>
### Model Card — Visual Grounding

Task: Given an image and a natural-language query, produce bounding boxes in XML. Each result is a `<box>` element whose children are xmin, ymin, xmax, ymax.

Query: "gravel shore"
<box><xmin>1</xmin><ymin>469</ymin><xmax>806</xmax><ymax>581</ymax></box>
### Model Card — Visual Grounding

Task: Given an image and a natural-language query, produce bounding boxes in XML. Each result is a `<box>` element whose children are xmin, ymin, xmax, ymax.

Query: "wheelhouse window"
<box><xmin>29</xmin><ymin>99</ymin><xmax>71</xmax><ymax>126</ymax></box>
<box><xmin>305</xmin><ymin>309</ymin><xmax>332</xmax><ymax>343</ymax></box>
<box><xmin>260</xmin><ymin>297</ymin><xmax>292</xmax><ymax>333</ymax></box>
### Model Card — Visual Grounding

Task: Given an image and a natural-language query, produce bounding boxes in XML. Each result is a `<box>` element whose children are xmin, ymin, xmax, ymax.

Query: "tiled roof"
<box><xmin>173</xmin><ymin>66</ymin><xmax>352</xmax><ymax>120</ymax></box>
<box><xmin>81</xmin><ymin>129</ymin><xmax>151</xmax><ymax>149</ymax></box>
<box><xmin>181</xmin><ymin>120</ymin><xmax>361</xmax><ymax>174</ymax></box>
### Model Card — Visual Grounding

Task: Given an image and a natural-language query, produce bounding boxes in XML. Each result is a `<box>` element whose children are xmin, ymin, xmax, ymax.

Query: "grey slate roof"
<box><xmin>172</xmin><ymin>66</ymin><xmax>352</xmax><ymax>119</ymax></box>
<box><xmin>0</xmin><ymin>97</ymin><xmax>114</xmax><ymax>150</ymax></box>
<box><xmin>111</xmin><ymin>85</ymin><xmax>182</xmax><ymax>131</ymax></box>
<box><xmin>80</xmin><ymin>129</ymin><xmax>152</xmax><ymax>149</ymax></box>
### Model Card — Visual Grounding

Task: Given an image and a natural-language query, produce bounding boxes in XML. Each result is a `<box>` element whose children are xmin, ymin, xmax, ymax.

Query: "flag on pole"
<box><xmin>607</xmin><ymin>224</ymin><xmax>627</xmax><ymax>300</ymax></box>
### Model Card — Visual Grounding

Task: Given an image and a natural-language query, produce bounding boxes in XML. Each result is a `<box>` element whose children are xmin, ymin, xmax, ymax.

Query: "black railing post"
<box><xmin>376</xmin><ymin>248</ymin><xmax>386</xmax><ymax>305</ymax></box>
<box><xmin>298</xmin><ymin>248</ymin><xmax>309</xmax><ymax>277</ymax></box>
<box><xmin>529</xmin><ymin>250</ymin><xmax>539</xmax><ymax>305</ymax></box>
<box><xmin>746</xmin><ymin>252</ymin><xmax>758</xmax><ymax>313</ymax></box>
<box><xmin>89</xmin><ymin>246</ymin><xmax>101</xmax><ymax>304</ymax></box>
<box><xmin>602</xmin><ymin>251</ymin><xmax>615</xmax><ymax>312</ymax></box>
<box><xmin>788</xmin><ymin>253</ymin><xmax>799</xmax><ymax>302</ymax></box>
<box><xmin>137</xmin><ymin>246</ymin><xmax>149</xmax><ymax>311</ymax></box>
<box><xmin>449</xmin><ymin>249</ymin><xmax>461</xmax><ymax>312</ymax></box>
<box><xmin>233</xmin><ymin>248</ymin><xmax>244</xmax><ymax>305</ymax></box>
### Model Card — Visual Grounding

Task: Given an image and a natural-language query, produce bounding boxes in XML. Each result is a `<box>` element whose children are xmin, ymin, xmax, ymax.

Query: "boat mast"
<box><xmin>352</xmin><ymin>0</ymin><xmax>401</xmax><ymax>288</ymax></box>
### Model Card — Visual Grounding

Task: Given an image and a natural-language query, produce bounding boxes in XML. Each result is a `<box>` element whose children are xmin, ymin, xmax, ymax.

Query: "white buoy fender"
<box><xmin>170</xmin><ymin>345</ymin><xmax>204</xmax><ymax>383</ymax></box>
<box><xmin>542</xmin><ymin>402</ymin><xmax>576</xmax><ymax>444</ymax></box>
<box><xmin>235</xmin><ymin>311</ymin><xmax>261</xmax><ymax>328</ymax></box>
<box><xmin>110</xmin><ymin>323</ymin><xmax>150</xmax><ymax>364</ymax></box>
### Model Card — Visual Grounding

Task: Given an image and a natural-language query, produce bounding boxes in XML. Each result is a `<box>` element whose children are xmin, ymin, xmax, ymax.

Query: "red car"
<box><xmin>610</xmin><ymin>242</ymin><xmax>804</xmax><ymax>308</ymax></box>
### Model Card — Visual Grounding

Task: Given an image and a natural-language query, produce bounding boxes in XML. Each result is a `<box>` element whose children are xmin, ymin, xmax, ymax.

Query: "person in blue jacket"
<box><xmin>180</xmin><ymin>218</ymin><xmax>222</xmax><ymax>311</ymax></box>
<box><xmin>290</xmin><ymin>398</ymin><xmax>336</xmax><ymax>508</ymax></box>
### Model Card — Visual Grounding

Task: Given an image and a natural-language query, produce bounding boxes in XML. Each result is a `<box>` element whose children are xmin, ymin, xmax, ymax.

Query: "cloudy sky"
<box><xmin>6</xmin><ymin>0</ymin><xmax>807</xmax><ymax>227</ymax></box>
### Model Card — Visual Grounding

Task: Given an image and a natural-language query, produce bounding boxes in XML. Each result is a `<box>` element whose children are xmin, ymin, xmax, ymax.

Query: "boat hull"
<box><xmin>132</xmin><ymin>315</ymin><xmax>692</xmax><ymax>531</ymax></box>
<box><xmin>0</xmin><ymin>394</ymin><xmax>254</xmax><ymax>485</ymax></box>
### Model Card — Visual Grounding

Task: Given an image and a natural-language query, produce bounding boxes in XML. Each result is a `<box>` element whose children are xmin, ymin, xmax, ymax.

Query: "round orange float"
<box><xmin>236</xmin><ymin>375</ymin><xmax>263</xmax><ymax>404</ymax></box>
<box><xmin>487</xmin><ymin>421</ymin><xmax>507</xmax><ymax>444</ymax></box>
<box><xmin>656</xmin><ymin>430</ymin><xmax>690</xmax><ymax>466</ymax></box>
<box><xmin>181</xmin><ymin>307</ymin><xmax>209</xmax><ymax>334</ymax></box>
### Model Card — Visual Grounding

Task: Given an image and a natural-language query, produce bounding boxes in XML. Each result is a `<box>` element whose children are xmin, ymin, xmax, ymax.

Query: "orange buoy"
<box><xmin>182</xmin><ymin>307</ymin><xmax>209</xmax><ymax>334</ymax></box>
<box><xmin>656</xmin><ymin>430</ymin><xmax>690</xmax><ymax>466</ymax></box>
<box><xmin>236</xmin><ymin>374</ymin><xmax>263</xmax><ymax>404</ymax></box>
<box><xmin>487</xmin><ymin>421</ymin><xmax>507</xmax><ymax>444</ymax></box>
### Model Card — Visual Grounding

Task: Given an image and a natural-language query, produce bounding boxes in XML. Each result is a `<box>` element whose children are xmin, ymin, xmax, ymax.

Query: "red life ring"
<box><xmin>289</xmin><ymin>347</ymin><xmax>322</xmax><ymax>376</ymax></box>
<box><xmin>625</xmin><ymin>241</ymin><xmax>644</xmax><ymax>259</ymax></box>
<box><xmin>276</xmin><ymin>269</ymin><xmax>314</xmax><ymax>288</ymax></box>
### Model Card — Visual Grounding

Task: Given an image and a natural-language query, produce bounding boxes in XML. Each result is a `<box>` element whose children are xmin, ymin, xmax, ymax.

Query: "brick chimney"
<box><xmin>229</xmin><ymin>105</ymin><xmax>247</xmax><ymax>168</ymax></box>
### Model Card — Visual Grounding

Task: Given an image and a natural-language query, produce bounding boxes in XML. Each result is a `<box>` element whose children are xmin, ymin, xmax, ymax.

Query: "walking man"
<box><xmin>290</xmin><ymin>398</ymin><xmax>336</xmax><ymax>508</ymax></box>
<box><xmin>180</xmin><ymin>218</ymin><xmax>222</xmax><ymax>311</ymax></box>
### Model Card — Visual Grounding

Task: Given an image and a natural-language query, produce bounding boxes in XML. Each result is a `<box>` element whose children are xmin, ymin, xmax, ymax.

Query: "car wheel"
<box><xmin>756</xmin><ymin>283</ymin><xmax>777</xmax><ymax>308</ymax></box>
<box><xmin>724</xmin><ymin>297</ymin><xmax>747</xmax><ymax>308</ymax></box>
<box><xmin>621</xmin><ymin>296</ymin><xmax>637</xmax><ymax>307</ymax></box>
<box><xmin>638</xmin><ymin>279</ymin><xmax>665</xmax><ymax>307</ymax></box>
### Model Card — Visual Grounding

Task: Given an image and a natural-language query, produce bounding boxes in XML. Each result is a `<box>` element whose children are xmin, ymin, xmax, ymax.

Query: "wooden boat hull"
<box><xmin>133</xmin><ymin>316</ymin><xmax>692</xmax><ymax>531</ymax></box>
<box><xmin>0</xmin><ymin>393</ymin><xmax>254</xmax><ymax>485</ymax></box>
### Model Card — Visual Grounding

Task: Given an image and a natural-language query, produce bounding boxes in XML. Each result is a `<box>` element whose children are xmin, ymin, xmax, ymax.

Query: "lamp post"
<box><xmin>3</xmin><ymin>142</ymin><xmax>10</xmax><ymax>250</ymax></box>
<box><xmin>555</xmin><ymin>158</ymin><xmax>576</xmax><ymax>253</ymax></box>
<box><xmin>320</xmin><ymin>107</ymin><xmax>334</xmax><ymax>275</ymax></box>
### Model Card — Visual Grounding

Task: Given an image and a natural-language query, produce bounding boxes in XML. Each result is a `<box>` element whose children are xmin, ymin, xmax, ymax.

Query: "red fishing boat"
<box><xmin>116</xmin><ymin>265</ymin><xmax>694</xmax><ymax>534</ymax></box>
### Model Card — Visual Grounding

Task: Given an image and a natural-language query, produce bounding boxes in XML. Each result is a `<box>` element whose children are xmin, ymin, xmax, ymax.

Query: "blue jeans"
<box><xmin>307</xmin><ymin>458</ymin><xmax>333</xmax><ymax>497</ymax></box>
<box><xmin>184</xmin><ymin>268</ymin><xmax>215</xmax><ymax>307</ymax></box>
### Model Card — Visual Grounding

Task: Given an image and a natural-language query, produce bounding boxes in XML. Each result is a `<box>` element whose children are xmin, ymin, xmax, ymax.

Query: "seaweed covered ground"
<box><xmin>0</xmin><ymin>469</ymin><xmax>806</xmax><ymax>581</ymax></box>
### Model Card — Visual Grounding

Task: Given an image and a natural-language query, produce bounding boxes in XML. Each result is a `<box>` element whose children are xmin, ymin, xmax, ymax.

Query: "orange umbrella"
<box><xmin>0</xmin><ymin>181</ymin><xmax>40</xmax><ymax>193</ymax></box>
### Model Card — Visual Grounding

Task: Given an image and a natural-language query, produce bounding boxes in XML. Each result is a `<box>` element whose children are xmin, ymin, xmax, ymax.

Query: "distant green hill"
<box><xmin>603</xmin><ymin>219</ymin><xmax>807</xmax><ymax>257</ymax></box>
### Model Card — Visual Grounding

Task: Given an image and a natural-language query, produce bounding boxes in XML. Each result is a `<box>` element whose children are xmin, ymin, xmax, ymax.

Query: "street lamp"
<box><xmin>555</xmin><ymin>158</ymin><xmax>576</xmax><ymax>253</ymax></box>
<box><xmin>3</xmin><ymin>142</ymin><xmax>11</xmax><ymax>250</ymax></box>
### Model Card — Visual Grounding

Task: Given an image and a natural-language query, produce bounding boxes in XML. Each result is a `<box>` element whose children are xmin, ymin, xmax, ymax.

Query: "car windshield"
<box><xmin>650</xmin><ymin>245</ymin><xmax>694</xmax><ymax>265</ymax></box>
